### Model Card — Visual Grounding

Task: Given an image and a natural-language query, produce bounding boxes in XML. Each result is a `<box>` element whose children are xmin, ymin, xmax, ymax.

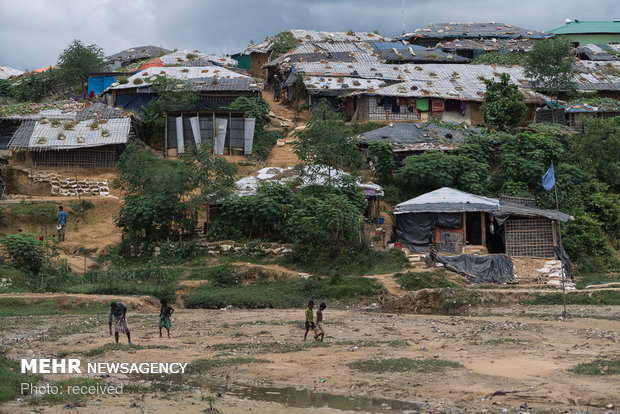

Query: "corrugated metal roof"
<box><xmin>9</xmin><ymin>118</ymin><xmax>131</xmax><ymax>151</ymax></box>
<box><xmin>399</xmin><ymin>22</ymin><xmax>549</xmax><ymax>41</ymax></box>
<box><xmin>241</xmin><ymin>30</ymin><xmax>389</xmax><ymax>55</ymax></box>
<box><xmin>185</xmin><ymin>77</ymin><xmax>263</xmax><ymax>92</ymax></box>
<box><xmin>0</xmin><ymin>66</ymin><xmax>23</xmax><ymax>79</ymax></box>
<box><xmin>577</xmin><ymin>44</ymin><xmax>620</xmax><ymax>61</ymax></box>
<box><xmin>1</xmin><ymin>101</ymin><xmax>123</xmax><ymax>121</ymax></box>
<box><xmin>264</xmin><ymin>41</ymin><xmax>380</xmax><ymax>68</ymax></box>
<box><xmin>369</xmin><ymin>42</ymin><xmax>470</xmax><ymax>63</ymax></box>
<box><xmin>105</xmin><ymin>45</ymin><xmax>170</xmax><ymax>63</ymax></box>
<box><xmin>573</xmin><ymin>60</ymin><xmax>620</xmax><ymax>91</ymax></box>
<box><xmin>302</xmin><ymin>76</ymin><xmax>387</xmax><ymax>93</ymax></box>
<box><xmin>159</xmin><ymin>50</ymin><xmax>238</xmax><ymax>67</ymax></box>
<box><xmin>241</xmin><ymin>39</ymin><xmax>272</xmax><ymax>55</ymax></box>
<box><xmin>358</xmin><ymin>122</ymin><xmax>480</xmax><ymax>149</ymax></box>
<box><xmin>439</xmin><ymin>38</ymin><xmax>536</xmax><ymax>52</ymax></box>
<box><xmin>290</xmin><ymin>29</ymin><xmax>389</xmax><ymax>42</ymax></box>
<box><xmin>106</xmin><ymin>66</ymin><xmax>252</xmax><ymax>91</ymax></box>
<box><xmin>356</xmin><ymin>79</ymin><xmax>547</xmax><ymax>103</ymax></box>
<box><xmin>547</xmin><ymin>21</ymin><xmax>620</xmax><ymax>35</ymax></box>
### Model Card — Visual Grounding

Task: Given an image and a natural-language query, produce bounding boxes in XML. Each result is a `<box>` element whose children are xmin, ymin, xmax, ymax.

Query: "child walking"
<box><xmin>316</xmin><ymin>303</ymin><xmax>327</xmax><ymax>341</ymax></box>
<box><xmin>304</xmin><ymin>301</ymin><xmax>319</xmax><ymax>341</ymax></box>
<box><xmin>159</xmin><ymin>299</ymin><xmax>174</xmax><ymax>338</ymax></box>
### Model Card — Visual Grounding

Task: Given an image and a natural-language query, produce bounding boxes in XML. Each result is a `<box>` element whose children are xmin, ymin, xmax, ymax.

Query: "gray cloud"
<box><xmin>0</xmin><ymin>0</ymin><xmax>618</xmax><ymax>70</ymax></box>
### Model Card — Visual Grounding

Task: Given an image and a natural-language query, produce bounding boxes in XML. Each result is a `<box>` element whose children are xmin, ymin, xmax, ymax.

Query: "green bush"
<box><xmin>1</xmin><ymin>233</ymin><xmax>47</xmax><ymax>273</ymax></box>
<box><xmin>0</xmin><ymin>354</ymin><xmax>38</xmax><ymax>402</ymax></box>
<box><xmin>398</xmin><ymin>271</ymin><xmax>456</xmax><ymax>290</ymax></box>
<box><xmin>278</xmin><ymin>247</ymin><xmax>408</xmax><ymax>277</ymax></box>
<box><xmin>563</xmin><ymin>213</ymin><xmax>620</xmax><ymax>273</ymax></box>
<box><xmin>189</xmin><ymin>264</ymin><xmax>237</xmax><ymax>287</ymax></box>
<box><xmin>184</xmin><ymin>276</ymin><xmax>383</xmax><ymax>309</ymax></box>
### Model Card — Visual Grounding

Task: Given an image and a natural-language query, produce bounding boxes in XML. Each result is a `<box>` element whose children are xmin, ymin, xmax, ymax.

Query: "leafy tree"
<box><xmin>293</xmin><ymin>117</ymin><xmax>361</xmax><ymax>184</ymax></box>
<box><xmin>113</xmin><ymin>143</ymin><xmax>194</xmax><ymax>252</ymax></box>
<box><xmin>285</xmin><ymin>194</ymin><xmax>363</xmax><ymax>255</ymax></box>
<box><xmin>57</xmin><ymin>39</ymin><xmax>106</xmax><ymax>92</ymax></box>
<box><xmin>180</xmin><ymin>144</ymin><xmax>237</xmax><ymax>209</ymax></box>
<box><xmin>0</xmin><ymin>79</ymin><xmax>12</xmax><ymax>97</ymax></box>
<box><xmin>525</xmin><ymin>38</ymin><xmax>575</xmax><ymax>108</ymax></box>
<box><xmin>141</xmin><ymin>75</ymin><xmax>199</xmax><ymax>149</ymax></box>
<box><xmin>270</xmin><ymin>31</ymin><xmax>298</xmax><ymax>58</ymax></box>
<box><xmin>368</xmin><ymin>141</ymin><xmax>395</xmax><ymax>183</ymax></box>
<box><xmin>397</xmin><ymin>151</ymin><xmax>487</xmax><ymax>195</ymax></box>
<box><xmin>11</xmin><ymin>70</ymin><xmax>60</xmax><ymax>102</ymax></box>
<box><xmin>563</xmin><ymin>213</ymin><xmax>620</xmax><ymax>273</ymax></box>
<box><xmin>573</xmin><ymin>116</ymin><xmax>620</xmax><ymax>192</ymax></box>
<box><xmin>481</xmin><ymin>73</ymin><xmax>527</xmax><ymax>128</ymax></box>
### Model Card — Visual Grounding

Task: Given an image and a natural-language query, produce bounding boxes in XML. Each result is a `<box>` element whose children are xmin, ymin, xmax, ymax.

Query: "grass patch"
<box><xmin>573</xmin><ymin>358</ymin><xmax>619</xmax><ymax>375</ymax></box>
<box><xmin>530</xmin><ymin>291</ymin><xmax>620</xmax><ymax>306</ymax></box>
<box><xmin>187</xmin><ymin>358</ymin><xmax>268</xmax><ymax>374</ymax></box>
<box><xmin>348</xmin><ymin>357</ymin><xmax>462</xmax><ymax>373</ymax></box>
<box><xmin>398</xmin><ymin>270</ymin><xmax>457</xmax><ymax>290</ymax></box>
<box><xmin>45</xmin><ymin>321</ymin><xmax>99</xmax><ymax>341</ymax></box>
<box><xmin>80</xmin><ymin>343</ymin><xmax>148</xmax><ymax>357</ymax></box>
<box><xmin>31</xmin><ymin>378</ymin><xmax>102</xmax><ymax>405</ymax></box>
<box><xmin>0</xmin><ymin>298</ymin><xmax>102</xmax><ymax>316</ymax></box>
<box><xmin>575</xmin><ymin>273</ymin><xmax>620</xmax><ymax>289</ymax></box>
<box><xmin>0</xmin><ymin>202</ymin><xmax>58</xmax><ymax>226</ymax></box>
<box><xmin>184</xmin><ymin>276</ymin><xmax>383</xmax><ymax>309</ymax></box>
<box><xmin>0</xmin><ymin>353</ymin><xmax>39</xmax><ymax>402</ymax></box>
<box><xmin>210</xmin><ymin>339</ymin><xmax>406</xmax><ymax>353</ymax></box>
<box><xmin>276</xmin><ymin>248</ymin><xmax>409</xmax><ymax>277</ymax></box>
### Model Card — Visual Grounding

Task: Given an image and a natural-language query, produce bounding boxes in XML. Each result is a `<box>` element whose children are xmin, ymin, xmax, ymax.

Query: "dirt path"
<box><xmin>2</xmin><ymin>306</ymin><xmax>618</xmax><ymax>413</ymax></box>
<box><xmin>0</xmin><ymin>292</ymin><xmax>159</xmax><ymax>309</ymax></box>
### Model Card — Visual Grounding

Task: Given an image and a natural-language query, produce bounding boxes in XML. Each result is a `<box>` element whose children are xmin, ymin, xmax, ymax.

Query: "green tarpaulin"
<box><xmin>416</xmin><ymin>98</ymin><xmax>429</xmax><ymax>111</ymax></box>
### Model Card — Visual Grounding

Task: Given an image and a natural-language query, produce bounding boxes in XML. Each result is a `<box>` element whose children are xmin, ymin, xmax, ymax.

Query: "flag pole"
<box><xmin>552</xmin><ymin>164</ymin><xmax>568</xmax><ymax>318</ymax></box>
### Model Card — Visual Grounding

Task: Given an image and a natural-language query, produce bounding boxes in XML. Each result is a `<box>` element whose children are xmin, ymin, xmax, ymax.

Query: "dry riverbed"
<box><xmin>1</xmin><ymin>305</ymin><xmax>618</xmax><ymax>413</ymax></box>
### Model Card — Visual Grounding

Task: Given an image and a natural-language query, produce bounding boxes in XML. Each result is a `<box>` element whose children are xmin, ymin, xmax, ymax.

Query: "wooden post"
<box><xmin>212</xmin><ymin>112</ymin><xmax>215</xmax><ymax>154</ymax></box>
<box><xmin>164</xmin><ymin>114</ymin><xmax>168</xmax><ymax>157</ymax></box>
<box><xmin>481</xmin><ymin>212</ymin><xmax>486</xmax><ymax>248</ymax></box>
<box><xmin>461</xmin><ymin>212</ymin><xmax>466</xmax><ymax>253</ymax></box>
<box><xmin>228</xmin><ymin>112</ymin><xmax>232</xmax><ymax>156</ymax></box>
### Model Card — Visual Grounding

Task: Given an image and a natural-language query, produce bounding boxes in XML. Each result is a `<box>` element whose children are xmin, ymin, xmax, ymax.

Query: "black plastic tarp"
<box><xmin>114</xmin><ymin>94</ymin><xmax>154</xmax><ymax>114</ymax></box>
<box><xmin>396</xmin><ymin>212</ymin><xmax>462</xmax><ymax>252</ymax></box>
<box><xmin>436</xmin><ymin>254</ymin><xmax>515</xmax><ymax>284</ymax></box>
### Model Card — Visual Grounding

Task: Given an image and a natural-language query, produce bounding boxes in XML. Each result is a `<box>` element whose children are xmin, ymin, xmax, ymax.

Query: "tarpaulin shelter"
<box><xmin>394</xmin><ymin>187</ymin><xmax>572</xmax><ymax>258</ymax></box>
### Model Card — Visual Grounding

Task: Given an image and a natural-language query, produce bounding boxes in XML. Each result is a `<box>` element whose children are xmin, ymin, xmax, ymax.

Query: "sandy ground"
<box><xmin>1</xmin><ymin>305</ymin><xmax>618</xmax><ymax>414</ymax></box>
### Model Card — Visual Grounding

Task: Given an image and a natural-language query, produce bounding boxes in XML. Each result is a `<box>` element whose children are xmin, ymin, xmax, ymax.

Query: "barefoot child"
<box><xmin>304</xmin><ymin>301</ymin><xmax>319</xmax><ymax>341</ymax></box>
<box><xmin>316</xmin><ymin>302</ymin><xmax>327</xmax><ymax>341</ymax></box>
<box><xmin>108</xmin><ymin>302</ymin><xmax>131</xmax><ymax>344</ymax></box>
<box><xmin>159</xmin><ymin>299</ymin><xmax>174</xmax><ymax>338</ymax></box>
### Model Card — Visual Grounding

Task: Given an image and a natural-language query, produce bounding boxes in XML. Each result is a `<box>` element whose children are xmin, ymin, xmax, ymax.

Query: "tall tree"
<box><xmin>525</xmin><ymin>38</ymin><xmax>576</xmax><ymax>111</ymax></box>
<box><xmin>481</xmin><ymin>73</ymin><xmax>527</xmax><ymax>129</ymax></box>
<box><xmin>57</xmin><ymin>39</ymin><xmax>106</xmax><ymax>92</ymax></box>
<box><xmin>293</xmin><ymin>102</ymin><xmax>362</xmax><ymax>186</ymax></box>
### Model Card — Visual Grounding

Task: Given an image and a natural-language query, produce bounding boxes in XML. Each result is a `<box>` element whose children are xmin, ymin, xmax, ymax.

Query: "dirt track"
<box><xmin>1</xmin><ymin>303</ymin><xmax>618</xmax><ymax>413</ymax></box>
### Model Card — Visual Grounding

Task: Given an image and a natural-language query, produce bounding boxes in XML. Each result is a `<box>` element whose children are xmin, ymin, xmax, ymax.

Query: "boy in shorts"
<box><xmin>304</xmin><ymin>301</ymin><xmax>319</xmax><ymax>341</ymax></box>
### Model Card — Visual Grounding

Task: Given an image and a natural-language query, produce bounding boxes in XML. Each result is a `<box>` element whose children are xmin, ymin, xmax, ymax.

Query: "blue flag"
<box><xmin>542</xmin><ymin>165</ymin><xmax>555</xmax><ymax>191</ymax></box>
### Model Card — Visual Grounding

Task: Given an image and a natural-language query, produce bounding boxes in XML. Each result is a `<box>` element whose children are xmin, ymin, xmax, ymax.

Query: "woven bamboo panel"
<box><xmin>505</xmin><ymin>218</ymin><xmax>555</xmax><ymax>258</ymax></box>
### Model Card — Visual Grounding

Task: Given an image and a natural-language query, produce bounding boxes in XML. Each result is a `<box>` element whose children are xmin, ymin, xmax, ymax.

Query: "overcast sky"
<box><xmin>1</xmin><ymin>0</ymin><xmax>619</xmax><ymax>71</ymax></box>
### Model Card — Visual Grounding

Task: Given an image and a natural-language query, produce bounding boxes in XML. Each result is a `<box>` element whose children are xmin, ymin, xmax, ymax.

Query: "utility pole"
<box><xmin>401</xmin><ymin>0</ymin><xmax>406</xmax><ymax>35</ymax></box>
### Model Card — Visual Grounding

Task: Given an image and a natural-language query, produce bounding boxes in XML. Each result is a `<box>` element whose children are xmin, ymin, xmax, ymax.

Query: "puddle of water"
<box><xmin>214</xmin><ymin>383</ymin><xmax>421</xmax><ymax>413</ymax></box>
<box><xmin>130</xmin><ymin>374</ymin><xmax>421</xmax><ymax>413</ymax></box>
